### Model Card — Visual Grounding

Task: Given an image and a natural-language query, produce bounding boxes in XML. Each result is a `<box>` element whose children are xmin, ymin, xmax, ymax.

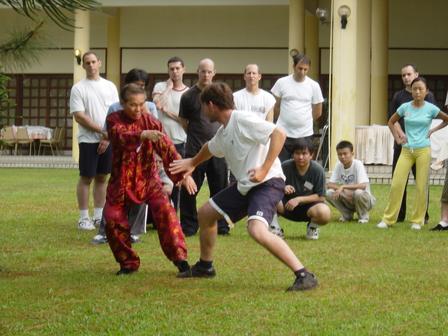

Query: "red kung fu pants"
<box><xmin>104</xmin><ymin>186</ymin><xmax>187</xmax><ymax>271</ymax></box>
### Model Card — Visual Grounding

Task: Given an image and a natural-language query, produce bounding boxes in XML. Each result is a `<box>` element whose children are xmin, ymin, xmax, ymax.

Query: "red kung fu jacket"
<box><xmin>106</xmin><ymin>110</ymin><xmax>182</xmax><ymax>206</ymax></box>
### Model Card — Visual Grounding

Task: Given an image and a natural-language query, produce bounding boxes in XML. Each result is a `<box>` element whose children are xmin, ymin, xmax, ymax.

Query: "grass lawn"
<box><xmin>1</xmin><ymin>168</ymin><xmax>448</xmax><ymax>335</ymax></box>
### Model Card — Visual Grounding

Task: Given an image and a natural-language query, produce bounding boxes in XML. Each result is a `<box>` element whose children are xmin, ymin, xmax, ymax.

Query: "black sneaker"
<box><xmin>174</xmin><ymin>260</ymin><xmax>191</xmax><ymax>278</ymax></box>
<box><xmin>190</xmin><ymin>261</ymin><xmax>216</xmax><ymax>278</ymax></box>
<box><xmin>430</xmin><ymin>223</ymin><xmax>448</xmax><ymax>231</ymax></box>
<box><xmin>287</xmin><ymin>271</ymin><xmax>318</xmax><ymax>291</ymax></box>
<box><xmin>116</xmin><ymin>268</ymin><xmax>137</xmax><ymax>276</ymax></box>
<box><xmin>177</xmin><ymin>268</ymin><xmax>192</xmax><ymax>278</ymax></box>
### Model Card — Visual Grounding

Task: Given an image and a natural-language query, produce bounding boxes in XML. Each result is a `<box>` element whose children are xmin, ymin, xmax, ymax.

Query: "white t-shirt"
<box><xmin>208</xmin><ymin>110</ymin><xmax>285</xmax><ymax>195</ymax></box>
<box><xmin>69</xmin><ymin>77</ymin><xmax>119</xmax><ymax>143</ymax></box>
<box><xmin>233</xmin><ymin>88</ymin><xmax>276</xmax><ymax>120</ymax></box>
<box><xmin>271</xmin><ymin>75</ymin><xmax>324</xmax><ymax>138</ymax></box>
<box><xmin>329</xmin><ymin>159</ymin><xmax>371</xmax><ymax>194</ymax></box>
<box><xmin>153</xmin><ymin>81</ymin><xmax>188</xmax><ymax>144</ymax></box>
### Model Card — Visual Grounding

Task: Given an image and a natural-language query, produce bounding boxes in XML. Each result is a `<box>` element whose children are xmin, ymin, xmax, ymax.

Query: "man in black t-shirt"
<box><xmin>389</xmin><ymin>64</ymin><xmax>436</xmax><ymax>223</ymax></box>
<box><xmin>178</xmin><ymin>58</ymin><xmax>229</xmax><ymax>236</ymax></box>
<box><xmin>270</xmin><ymin>138</ymin><xmax>330</xmax><ymax>240</ymax></box>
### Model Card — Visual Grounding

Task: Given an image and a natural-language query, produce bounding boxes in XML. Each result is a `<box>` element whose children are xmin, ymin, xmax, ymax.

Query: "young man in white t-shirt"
<box><xmin>152</xmin><ymin>56</ymin><xmax>189</xmax><ymax>155</ymax></box>
<box><xmin>170</xmin><ymin>82</ymin><xmax>318</xmax><ymax>291</ymax></box>
<box><xmin>152</xmin><ymin>57</ymin><xmax>189</xmax><ymax>211</ymax></box>
<box><xmin>233</xmin><ymin>64</ymin><xmax>276</xmax><ymax>122</ymax></box>
<box><xmin>271</xmin><ymin>53</ymin><xmax>324</xmax><ymax>162</ymax></box>
<box><xmin>326</xmin><ymin>140</ymin><xmax>376</xmax><ymax>223</ymax></box>
<box><xmin>69</xmin><ymin>51</ymin><xmax>119</xmax><ymax>231</ymax></box>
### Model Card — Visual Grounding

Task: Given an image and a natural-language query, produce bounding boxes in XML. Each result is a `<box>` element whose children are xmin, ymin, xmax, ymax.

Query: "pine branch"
<box><xmin>0</xmin><ymin>0</ymin><xmax>100</xmax><ymax>30</ymax></box>
<box><xmin>0</xmin><ymin>22</ymin><xmax>47</xmax><ymax>72</ymax></box>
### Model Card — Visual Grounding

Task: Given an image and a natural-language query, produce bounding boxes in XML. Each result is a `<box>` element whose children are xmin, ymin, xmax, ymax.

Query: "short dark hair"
<box><xmin>200</xmin><ymin>82</ymin><xmax>235</xmax><ymax>110</ymax></box>
<box><xmin>291</xmin><ymin>137</ymin><xmax>315</xmax><ymax>154</ymax></box>
<box><xmin>402</xmin><ymin>63</ymin><xmax>418</xmax><ymax>73</ymax></box>
<box><xmin>411</xmin><ymin>76</ymin><xmax>427</xmax><ymax>88</ymax></box>
<box><xmin>120</xmin><ymin>83</ymin><xmax>146</xmax><ymax>102</ymax></box>
<box><xmin>167</xmin><ymin>56</ymin><xmax>184</xmax><ymax>67</ymax></box>
<box><xmin>82</xmin><ymin>51</ymin><xmax>99</xmax><ymax>63</ymax></box>
<box><xmin>124</xmin><ymin>68</ymin><xmax>149</xmax><ymax>86</ymax></box>
<box><xmin>292</xmin><ymin>53</ymin><xmax>311</xmax><ymax>66</ymax></box>
<box><xmin>336</xmin><ymin>140</ymin><xmax>353</xmax><ymax>152</ymax></box>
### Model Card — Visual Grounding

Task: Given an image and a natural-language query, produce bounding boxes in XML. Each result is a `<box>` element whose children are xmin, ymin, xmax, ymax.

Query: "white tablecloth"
<box><xmin>355</xmin><ymin>125</ymin><xmax>394</xmax><ymax>165</ymax></box>
<box><xmin>12</xmin><ymin>125</ymin><xmax>53</xmax><ymax>140</ymax></box>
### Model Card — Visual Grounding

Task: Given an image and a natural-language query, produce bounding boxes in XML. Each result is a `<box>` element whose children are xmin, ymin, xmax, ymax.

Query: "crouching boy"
<box><xmin>326</xmin><ymin>140</ymin><xmax>375</xmax><ymax>223</ymax></box>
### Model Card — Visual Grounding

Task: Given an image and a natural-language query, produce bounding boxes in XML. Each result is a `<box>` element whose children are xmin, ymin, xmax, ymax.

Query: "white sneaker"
<box><xmin>91</xmin><ymin>234</ymin><xmax>108</xmax><ymax>244</ymax></box>
<box><xmin>411</xmin><ymin>223</ymin><xmax>422</xmax><ymax>230</ymax></box>
<box><xmin>131</xmin><ymin>235</ymin><xmax>140</xmax><ymax>243</ymax></box>
<box><xmin>92</xmin><ymin>218</ymin><xmax>102</xmax><ymax>228</ymax></box>
<box><xmin>376</xmin><ymin>221</ymin><xmax>388</xmax><ymax>229</ymax></box>
<box><xmin>431</xmin><ymin>161</ymin><xmax>444</xmax><ymax>171</ymax></box>
<box><xmin>358</xmin><ymin>218</ymin><xmax>369</xmax><ymax>224</ymax></box>
<box><xmin>78</xmin><ymin>217</ymin><xmax>95</xmax><ymax>231</ymax></box>
<box><xmin>306</xmin><ymin>223</ymin><xmax>319</xmax><ymax>240</ymax></box>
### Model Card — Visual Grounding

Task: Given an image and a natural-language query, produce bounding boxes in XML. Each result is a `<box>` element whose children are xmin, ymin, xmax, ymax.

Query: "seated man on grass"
<box><xmin>326</xmin><ymin>140</ymin><xmax>376</xmax><ymax>224</ymax></box>
<box><xmin>270</xmin><ymin>138</ymin><xmax>330</xmax><ymax>240</ymax></box>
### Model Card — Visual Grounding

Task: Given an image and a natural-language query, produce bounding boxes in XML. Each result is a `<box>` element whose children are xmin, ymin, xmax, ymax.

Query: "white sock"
<box><xmin>309</xmin><ymin>222</ymin><xmax>319</xmax><ymax>229</ymax></box>
<box><xmin>93</xmin><ymin>208</ymin><xmax>103</xmax><ymax>220</ymax></box>
<box><xmin>79</xmin><ymin>209</ymin><xmax>89</xmax><ymax>219</ymax></box>
<box><xmin>270</xmin><ymin>214</ymin><xmax>281</xmax><ymax>229</ymax></box>
<box><xmin>439</xmin><ymin>220</ymin><xmax>448</xmax><ymax>227</ymax></box>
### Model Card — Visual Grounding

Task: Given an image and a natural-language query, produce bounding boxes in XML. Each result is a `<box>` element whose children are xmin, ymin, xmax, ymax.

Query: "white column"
<box><xmin>72</xmin><ymin>10</ymin><xmax>90</xmax><ymax>162</ymax></box>
<box><xmin>330</xmin><ymin>0</ymin><xmax>357</xmax><ymax>169</ymax></box>
<box><xmin>370</xmin><ymin>0</ymin><xmax>388</xmax><ymax>125</ymax></box>
<box><xmin>355</xmin><ymin>0</ymin><xmax>371</xmax><ymax>126</ymax></box>
<box><xmin>106</xmin><ymin>8</ymin><xmax>121</xmax><ymax>88</ymax></box>
<box><xmin>305</xmin><ymin>13</ymin><xmax>319</xmax><ymax>80</ymax></box>
<box><xmin>288</xmin><ymin>0</ymin><xmax>305</xmax><ymax>73</ymax></box>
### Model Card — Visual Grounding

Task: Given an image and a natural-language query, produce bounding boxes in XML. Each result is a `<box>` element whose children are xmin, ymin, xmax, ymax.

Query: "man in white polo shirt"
<box><xmin>271</xmin><ymin>53</ymin><xmax>324</xmax><ymax>162</ymax></box>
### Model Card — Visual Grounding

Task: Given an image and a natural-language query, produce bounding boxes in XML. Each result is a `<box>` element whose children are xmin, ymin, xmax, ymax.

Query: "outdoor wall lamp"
<box><xmin>74</xmin><ymin>49</ymin><xmax>82</xmax><ymax>65</ymax></box>
<box><xmin>338</xmin><ymin>5</ymin><xmax>351</xmax><ymax>29</ymax></box>
<box><xmin>289</xmin><ymin>48</ymin><xmax>299</xmax><ymax>57</ymax></box>
<box><xmin>316</xmin><ymin>8</ymin><xmax>329</xmax><ymax>24</ymax></box>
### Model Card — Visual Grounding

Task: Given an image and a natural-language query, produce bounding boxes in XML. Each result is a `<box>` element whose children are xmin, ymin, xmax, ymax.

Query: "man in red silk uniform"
<box><xmin>104</xmin><ymin>83</ymin><xmax>195</xmax><ymax>276</ymax></box>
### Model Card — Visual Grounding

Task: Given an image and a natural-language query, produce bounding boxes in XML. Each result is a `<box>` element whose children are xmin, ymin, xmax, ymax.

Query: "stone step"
<box><xmin>0</xmin><ymin>155</ymin><xmax>77</xmax><ymax>169</ymax></box>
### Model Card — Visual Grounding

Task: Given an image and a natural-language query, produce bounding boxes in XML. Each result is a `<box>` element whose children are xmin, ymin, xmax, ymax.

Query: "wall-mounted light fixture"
<box><xmin>289</xmin><ymin>48</ymin><xmax>299</xmax><ymax>58</ymax></box>
<box><xmin>74</xmin><ymin>49</ymin><xmax>82</xmax><ymax>65</ymax></box>
<box><xmin>316</xmin><ymin>8</ymin><xmax>329</xmax><ymax>24</ymax></box>
<box><xmin>338</xmin><ymin>5</ymin><xmax>351</xmax><ymax>29</ymax></box>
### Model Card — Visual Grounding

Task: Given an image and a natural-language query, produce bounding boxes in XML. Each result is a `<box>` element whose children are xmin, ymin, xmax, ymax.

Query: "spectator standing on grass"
<box><xmin>326</xmin><ymin>140</ymin><xmax>376</xmax><ymax>224</ymax></box>
<box><xmin>69</xmin><ymin>51</ymin><xmax>118</xmax><ymax>231</ymax></box>
<box><xmin>378</xmin><ymin>77</ymin><xmax>448</xmax><ymax>230</ymax></box>
<box><xmin>431</xmin><ymin>89</ymin><xmax>448</xmax><ymax>231</ymax></box>
<box><xmin>389</xmin><ymin>64</ymin><xmax>436</xmax><ymax>223</ymax></box>
<box><xmin>152</xmin><ymin>56</ymin><xmax>189</xmax><ymax>210</ymax></box>
<box><xmin>178</xmin><ymin>58</ymin><xmax>229</xmax><ymax>236</ymax></box>
<box><xmin>171</xmin><ymin>82</ymin><xmax>318</xmax><ymax>291</ymax></box>
<box><xmin>271</xmin><ymin>53</ymin><xmax>324</xmax><ymax>162</ymax></box>
<box><xmin>233</xmin><ymin>64</ymin><xmax>276</xmax><ymax>122</ymax></box>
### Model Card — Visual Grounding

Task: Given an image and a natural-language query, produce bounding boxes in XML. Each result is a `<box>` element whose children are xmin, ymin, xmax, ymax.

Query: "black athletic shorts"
<box><xmin>79</xmin><ymin>142</ymin><xmax>112</xmax><ymax>178</ymax></box>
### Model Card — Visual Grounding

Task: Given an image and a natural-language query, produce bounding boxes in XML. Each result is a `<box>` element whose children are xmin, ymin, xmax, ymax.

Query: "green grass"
<box><xmin>1</xmin><ymin>168</ymin><xmax>448</xmax><ymax>335</ymax></box>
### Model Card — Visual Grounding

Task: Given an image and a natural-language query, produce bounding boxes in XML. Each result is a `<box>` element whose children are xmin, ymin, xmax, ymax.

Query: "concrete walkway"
<box><xmin>0</xmin><ymin>155</ymin><xmax>77</xmax><ymax>169</ymax></box>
